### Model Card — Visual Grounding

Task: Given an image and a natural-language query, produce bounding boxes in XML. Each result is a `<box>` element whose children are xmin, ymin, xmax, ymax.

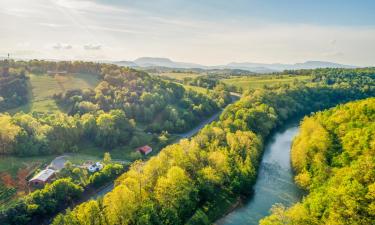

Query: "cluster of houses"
<box><xmin>28</xmin><ymin>145</ymin><xmax>153</xmax><ymax>187</ymax></box>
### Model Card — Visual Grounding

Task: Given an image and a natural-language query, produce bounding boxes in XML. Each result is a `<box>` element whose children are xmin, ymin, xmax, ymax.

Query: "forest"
<box><xmin>0</xmin><ymin>65</ymin><xmax>373</xmax><ymax>225</ymax></box>
<box><xmin>0</xmin><ymin>60</ymin><xmax>232</xmax><ymax>157</ymax></box>
<box><xmin>27</xmin><ymin>68</ymin><xmax>372</xmax><ymax>225</ymax></box>
<box><xmin>260</xmin><ymin>98</ymin><xmax>375</xmax><ymax>225</ymax></box>
<box><xmin>0</xmin><ymin>60</ymin><xmax>29</xmax><ymax>111</ymax></box>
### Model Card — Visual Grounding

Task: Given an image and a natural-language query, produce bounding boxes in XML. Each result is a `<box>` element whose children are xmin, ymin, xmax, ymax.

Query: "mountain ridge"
<box><xmin>113</xmin><ymin>57</ymin><xmax>358</xmax><ymax>73</ymax></box>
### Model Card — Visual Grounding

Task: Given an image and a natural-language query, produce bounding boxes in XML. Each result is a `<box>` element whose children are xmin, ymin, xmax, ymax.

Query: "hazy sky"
<box><xmin>0</xmin><ymin>0</ymin><xmax>374</xmax><ymax>66</ymax></box>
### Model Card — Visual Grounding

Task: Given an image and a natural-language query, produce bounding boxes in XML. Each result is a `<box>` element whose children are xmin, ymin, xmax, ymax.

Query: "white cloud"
<box><xmin>54</xmin><ymin>0</ymin><xmax>131</xmax><ymax>13</ymax></box>
<box><xmin>52</xmin><ymin>43</ymin><xmax>73</xmax><ymax>50</ymax></box>
<box><xmin>83</xmin><ymin>44</ymin><xmax>101</xmax><ymax>50</ymax></box>
<box><xmin>0</xmin><ymin>0</ymin><xmax>374</xmax><ymax>66</ymax></box>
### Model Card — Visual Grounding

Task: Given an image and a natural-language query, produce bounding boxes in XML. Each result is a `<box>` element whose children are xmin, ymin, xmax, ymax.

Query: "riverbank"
<box><xmin>216</xmin><ymin>119</ymin><xmax>304</xmax><ymax>225</ymax></box>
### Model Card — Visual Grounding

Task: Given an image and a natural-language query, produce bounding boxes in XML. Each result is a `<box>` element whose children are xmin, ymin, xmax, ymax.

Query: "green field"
<box><xmin>151</xmin><ymin>72</ymin><xmax>202</xmax><ymax>81</ymax></box>
<box><xmin>222</xmin><ymin>75</ymin><xmax>312</xmax><ymax>90</ymax></box>
<box><xmin>182</xmin><ymin>84</ymin><xmax>211</xmax><ymax>94</ymax></box>
<box><xmin>7</xmin><ymin>73</ymin><xmax>100</xmax><ymax>114</ymax></box>
<box><xmin>0</xmin><ymin>155</ymin><xmax>55</xmax><ymax>176</ymax></box>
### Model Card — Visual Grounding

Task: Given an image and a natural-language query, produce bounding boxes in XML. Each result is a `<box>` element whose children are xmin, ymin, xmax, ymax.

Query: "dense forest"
<box><xmin>0</xmin><ymin>109</ymin><xmax>135</xmax><ymax>155</ymax></box>
<box><xmin>260</xmin><ymin>98</ymin><xmax>375</xmax><ymax>225</ymax></box>
<box><xmin>53</xmin><ymin>67</ymin><xmax>224</xmax><ymax>133</ymax></box>
<box><xmin>0</xmin><ymin>60</ymin><xmax>29</xmax><ymax>111</ymax></box>
<box><xmin>29</xmin><ymin>68</ymin><xmax>372</xmax><ymax>225</ymax></box>
<box><xmin>0</xmin><ymin>60</ymin><xmax>232</xmax><ymax>156</ymax></box>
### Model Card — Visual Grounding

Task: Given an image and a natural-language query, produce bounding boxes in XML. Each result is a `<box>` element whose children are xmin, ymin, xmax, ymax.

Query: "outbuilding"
<box><xmin>137</xmin><ymin>145</ymin><xmax>153</xmax><ymax>155</ymax></box>
<box><xmin>29</xmin><ymin>169</ymin><xmax>56</xmax><ymax>187</ymax></box>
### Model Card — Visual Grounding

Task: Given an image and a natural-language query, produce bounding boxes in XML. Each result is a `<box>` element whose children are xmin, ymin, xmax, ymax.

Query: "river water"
<box><xmin>217</xmin><ymin>120</ymin><xmax>304</xmax><ymax>225</ymax></box>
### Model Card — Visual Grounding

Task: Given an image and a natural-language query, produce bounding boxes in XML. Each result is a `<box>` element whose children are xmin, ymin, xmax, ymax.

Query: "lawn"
<box><xmin>222</xmin><ymin>75</ymin><xmax>312</xmax><ymax>90</ymax></box>
<box><xmin>6</xmin><ymin>73</ymin><xmax>100</xmax><ymax>114</ymax></box>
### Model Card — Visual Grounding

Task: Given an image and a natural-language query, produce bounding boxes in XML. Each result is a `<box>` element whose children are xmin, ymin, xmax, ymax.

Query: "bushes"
<box><xmin>0</xmin><ymin>178</ymin><xmax>83</xmax><ymax>225</ymax></box>
<box><xmin>0</xmin><ymin>64</ymin><xmax>29</xmax><ymax>111</ymax></box>
<box><xmin>89</xmin><ymin>164</ymin><xmax>124</xmax><ymax>188</ymax></box>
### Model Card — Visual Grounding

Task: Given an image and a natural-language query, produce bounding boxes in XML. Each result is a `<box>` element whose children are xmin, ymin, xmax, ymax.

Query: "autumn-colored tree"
<box><xmin>16</xmin><ymin>168</ymin><xmax>29</xmax><ymax>193</ymax></box>
<box><xmin>1</xmin><ymin>172</ymin><xmax>16</xmax><ymax>188</ymax></box>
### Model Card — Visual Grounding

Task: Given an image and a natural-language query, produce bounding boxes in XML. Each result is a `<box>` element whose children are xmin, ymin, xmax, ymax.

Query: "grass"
<box><xmin>0</xmin><ymin>155</ymin><xmax>55</xmax><ymax>177</ymax></box>
<box><xmin>151</xmin><ymin>72</ymin><xmax>202</xmax><ymax>81</ymax></box>
<box><xmin>183</xmin><ymin>84</ymin><xmax>211</xmax><ymax>94</ymax></box>
<box><xmin>222</xmin><ymin>75</ymin><xmax>312</xmax><ymax>90</ymax></box>
<box><xmin>6</xmin><ymin>73</ymin><xmax>100</xmax><ymax>114</ymax></box>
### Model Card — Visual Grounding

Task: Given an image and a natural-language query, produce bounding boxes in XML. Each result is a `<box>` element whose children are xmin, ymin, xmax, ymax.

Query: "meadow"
<box><xmin>7</xmin><ymin>73</ymin><xmax>100</xmax><ymax>114</ymax></box>
<box><xmin>222</xmin><ymin>75</ymin><xmax>312</xmax><ymax>90</ymax></box>
<box><xmin>151</xmin><ymin>71</ymin><xmax>203</xmax><ymax>81</ymax></box>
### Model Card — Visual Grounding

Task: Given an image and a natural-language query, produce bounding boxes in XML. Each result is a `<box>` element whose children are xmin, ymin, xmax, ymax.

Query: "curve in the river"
<box><xmin>217</xmin><ymin>120</ymin><xmax>304</xmax><ymax>225</ymax></box>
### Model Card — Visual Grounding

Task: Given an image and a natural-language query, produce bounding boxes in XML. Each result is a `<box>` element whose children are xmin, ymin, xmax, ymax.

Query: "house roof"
<box><xmin>137</xmin><ymin>145</ymin><xmax>152</xmax><ymax>154</ymax></box>
<box><xmin>29</xmin><ymin>169</ymin><xmax>55</xmax><ymax>182</ymax></box>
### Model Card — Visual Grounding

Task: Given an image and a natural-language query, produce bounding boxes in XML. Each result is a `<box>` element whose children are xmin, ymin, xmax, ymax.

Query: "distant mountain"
<box><xmin>133</xmin><ymin>57</ymin><xmax>205</xmax><ymax>69</ymax></box>
<box><xmin>292</xmin><ymin>61</ymin><xmax>356</xmax><ymax>70</ymax></box>
<box><xmin>114</xmin><ymin>60</ymin><xmax>138</xmax><ymax>67</ymax></box>
<box><xmin>112</xmin><ymin>57</ymin><xmax>358</xmax><ymax>73</ymax></box>
<box><xmin>225</xmin><ymin>61</ymin><xmax>356</xmax><ymax>72</ymax></box>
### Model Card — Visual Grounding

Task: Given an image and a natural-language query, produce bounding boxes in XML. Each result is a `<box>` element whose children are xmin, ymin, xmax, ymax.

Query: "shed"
<box><xmin>29</xmin><ymin>169</ymin><xmax>56</xmax><ymax>186</ymax></box>
<box><xmin>137</xmin><ymin>145</ymin><xmax>153</xmax><ymax>155</ymax></box>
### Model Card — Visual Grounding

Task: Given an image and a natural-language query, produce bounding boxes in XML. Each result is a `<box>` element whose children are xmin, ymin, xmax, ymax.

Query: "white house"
<box><xmin>87</xmin><ymin>162</ymin><xmax>104</xmax><ymax>172</ymax></box>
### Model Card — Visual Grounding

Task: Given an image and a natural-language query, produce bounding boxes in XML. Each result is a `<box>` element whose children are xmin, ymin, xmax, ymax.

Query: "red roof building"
<box><xmin>137</xmin><ymin>145</ymin><xmax>153</xmax><ymax>155</ymax></box>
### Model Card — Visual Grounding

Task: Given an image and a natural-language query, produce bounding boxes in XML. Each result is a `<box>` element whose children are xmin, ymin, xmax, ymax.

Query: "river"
<box><xmin>216</xmin><ymin>120</ymin><xmax>304</xmax><ymax>225</ymax></box>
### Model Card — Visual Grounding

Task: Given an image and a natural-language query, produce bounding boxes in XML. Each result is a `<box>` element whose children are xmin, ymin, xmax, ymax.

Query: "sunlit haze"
<box><xmin>1</xmin><ymin>0</ymin><xmax>375</xmax><ymax>66</ymax></box>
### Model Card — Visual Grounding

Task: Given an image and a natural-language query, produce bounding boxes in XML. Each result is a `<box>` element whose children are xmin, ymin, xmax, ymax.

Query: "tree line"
<box><xmin>1</xmin><ymin>59</ymin><xmax>230</xmax><ymax>134</ymax></box>
<box><xmin>0</xmin><ymin>59</ymin><xmax>233</xmax><ymax>156</ymax></box>
<box><xmin>44</xmin><ymin>68</ymin><xmax>374</xmax><ymax>225</ymax></box>
<box><xmin>260</xmin><ymin>98</ymin><xmax>375</xmax><ymax>225</ymax></box>
<box><xmin>54</xmin><ymin>66</ymin><xmax>226</xmax><ymax>133</ymax></box>
<box><xmin>0</xmin><ymin>60</ymin><xmax>28</xmax><ymax>111</ymax></box>
<box><xmin>0</xmin><ymin>109</ymin><xmax>135</xmax><ymax>156</ymax></box>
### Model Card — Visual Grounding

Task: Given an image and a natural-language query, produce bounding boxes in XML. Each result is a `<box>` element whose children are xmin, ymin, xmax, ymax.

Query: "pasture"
<box><xmin>151</xmin><ymin>72</ymin><xmax>203</xmax><ymax>81</ymax></box>
<box><xmin>7</xmin><ymin>73</ymin><xmax>100</xmax><ymax>114</ymax></box>
<box><xmin>222</xmin><ymin>75</ymin><xmax>311</xmax><ymax>90</ymax></box>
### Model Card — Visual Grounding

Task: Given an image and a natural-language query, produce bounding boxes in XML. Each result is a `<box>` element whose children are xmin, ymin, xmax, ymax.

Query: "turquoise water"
<box><xmin>217</xmin><ymin>121</ymin><xmax>304</xmax><ymax>225</ymax></box>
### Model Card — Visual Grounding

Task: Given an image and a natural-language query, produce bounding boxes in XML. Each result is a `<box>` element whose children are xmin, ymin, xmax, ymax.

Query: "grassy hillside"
<box><xmin>7</xmin><ymin>73</ymin><xmax>100</xmax><ymax>114</ymax></box>
<box><xmin>151</xmin><ymin>72</ymin><xmax>202</xmax><ymax>81</ymax></box>
<box><xmin>222</xmin><ymin>75</ymin><xmax>311</xmax><ymax>90</ymax></box>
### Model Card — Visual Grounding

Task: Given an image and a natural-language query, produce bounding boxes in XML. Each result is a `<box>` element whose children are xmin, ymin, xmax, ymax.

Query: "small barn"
<box><xmin>137</xmin><ymin>145</ymin><xmax>153</xmax><ymax>155</ymax></box>
<box><xmin>29</xmin><ymin>169</ymin><xmax>56</xmax><ymax>187</ymax></box>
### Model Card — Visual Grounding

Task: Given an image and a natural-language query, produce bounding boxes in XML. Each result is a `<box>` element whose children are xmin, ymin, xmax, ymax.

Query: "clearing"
<box><xmin>151</xmin><ymin>72</ymin><xmax>202</xmax><ymax>81</ymax></box>
<box><xmin>222</xmin><ymin>75</ymin><xmax>311</xmax><ymax>90</ymax></box>
<box><xmin>6</xmin><ymin>73</ymin><xmax>100</xmax><ymax>114</ymax></box>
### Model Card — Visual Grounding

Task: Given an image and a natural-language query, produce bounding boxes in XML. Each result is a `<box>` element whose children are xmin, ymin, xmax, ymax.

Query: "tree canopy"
<box><xmin>48</xmin><ymin>68</ymin><xmax>374</xmax><ymax>225</ymax></box>
<box><xmin>260</xmin><ymin>98</ymin><xmax>375</xmax><ymax>225</ymax></box>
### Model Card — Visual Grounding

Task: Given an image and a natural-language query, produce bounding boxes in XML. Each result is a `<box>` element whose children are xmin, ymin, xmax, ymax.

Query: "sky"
<box><xmin>0</xmin><ymin>0</ymin><xmax>374</xmax><ymax>66</ymax></box>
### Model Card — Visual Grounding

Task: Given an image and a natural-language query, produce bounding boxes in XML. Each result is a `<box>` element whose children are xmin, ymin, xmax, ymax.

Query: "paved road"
<box><xmin>92</xmin><ymin>183</ymin><xmax>115</xmax><ymax>199</ymax></box>
<box><xmin>49</xmin><ymin>155</ymin><xmax>67</xmax><ymax>170</ymax></box>
<box><xmin>177</xmin><ymin>92</ymin><xmax>241</xmax><ymax>139</ymax></box>
<box><xmin>176</xmin><ymin>110</ymin><xmax>223</xmax><ymax>139</ymax></box>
